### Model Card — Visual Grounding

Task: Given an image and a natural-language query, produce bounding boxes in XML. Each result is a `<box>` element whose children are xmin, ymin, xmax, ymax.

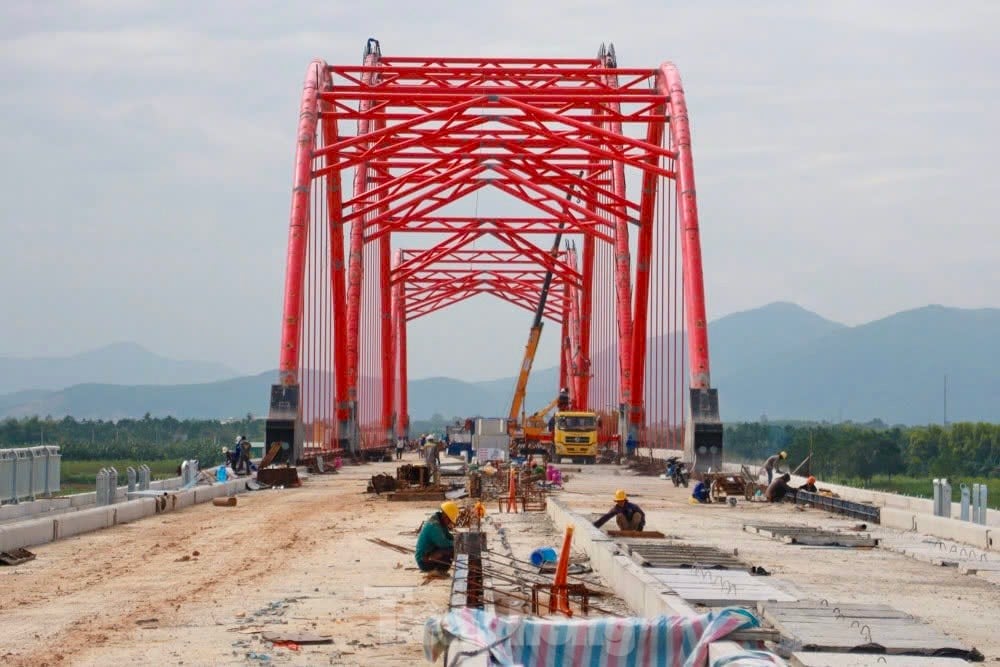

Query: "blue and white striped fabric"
<box><xmin>424</xmin><ymin>607</ymin><xmax>770</xmax><ymax>666</ymax></box>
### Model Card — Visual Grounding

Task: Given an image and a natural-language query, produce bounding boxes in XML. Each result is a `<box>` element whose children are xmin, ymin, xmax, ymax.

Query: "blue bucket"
<box><xmin>530</xmin><ymin>546</ymin><xmax>558</xmax><ymax>567</ymax></box>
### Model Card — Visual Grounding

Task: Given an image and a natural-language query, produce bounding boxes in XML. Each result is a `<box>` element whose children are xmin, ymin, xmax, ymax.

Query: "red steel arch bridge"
<box><xmin>265</xmin><ymin>39</ymin><xmax>722</xmax><ymax>470</ymax></box>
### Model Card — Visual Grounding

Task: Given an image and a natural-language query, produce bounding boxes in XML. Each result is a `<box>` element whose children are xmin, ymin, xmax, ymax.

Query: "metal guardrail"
<box><xmin>0</xmin><ymin>446</ymin><xmax>61</xmax><ymax>504</ymax></box>
<box><xmin>795</xmin><ymin>489</ymin><xmax>881</xmax><ymax>523</ymax></box>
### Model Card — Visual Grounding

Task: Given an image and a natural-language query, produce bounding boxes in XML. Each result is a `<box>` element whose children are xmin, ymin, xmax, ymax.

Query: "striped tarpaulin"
<box><xmin>424</xmin><ymin>607</ymin><xmax>779</xmax><ymax>666</ymax></box>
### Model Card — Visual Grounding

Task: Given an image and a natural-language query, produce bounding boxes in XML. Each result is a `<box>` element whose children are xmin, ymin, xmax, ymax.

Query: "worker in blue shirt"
<box><xmin>593</xmin><ymin>489</ymin><xmax>646</xmax><ymax>531</ymax></box>
<box><xmin>692</xmin><ymin>480</ymin><xmax>710</xmax><ymax>503</ymax></box>
<box><xmin>415</xmin><ymin>501</ymin><xmax>459</xmax><ymax>572</ymax></box>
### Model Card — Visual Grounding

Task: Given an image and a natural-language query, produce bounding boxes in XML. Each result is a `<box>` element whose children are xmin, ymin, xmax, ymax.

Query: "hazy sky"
<box><xmin>1</xmin><ymin>1</ymin><xmax>997</xmax><ymax>381</ymax></box>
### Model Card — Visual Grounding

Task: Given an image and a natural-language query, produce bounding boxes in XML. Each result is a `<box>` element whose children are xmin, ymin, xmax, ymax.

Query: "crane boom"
<box><xmin>507</xmin><ymin>177</ymin><xmax>579</xmax><ymax>426</ymax></box>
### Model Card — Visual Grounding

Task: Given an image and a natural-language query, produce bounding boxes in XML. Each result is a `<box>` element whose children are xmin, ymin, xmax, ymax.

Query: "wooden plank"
<box><xmin>386</xmin><ymin>490</ymin><xmax>446</xmax><ymax>501</ymax></box>
<box><xmin>607</xmin><ymin>530</ymin><xmax>666</xmax><ymax>538</ymax></box>
<box><xmin>791</xmin><ymin>652</ymin><xmax>971</xmax><ymax>666</ymax></box>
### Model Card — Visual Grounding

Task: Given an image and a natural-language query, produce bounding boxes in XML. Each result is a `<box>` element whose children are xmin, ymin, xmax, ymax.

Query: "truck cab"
<box><xmin>552</xmin><ymin>411</ymin><xmax>599</xmax><ymax>464</ymax></box>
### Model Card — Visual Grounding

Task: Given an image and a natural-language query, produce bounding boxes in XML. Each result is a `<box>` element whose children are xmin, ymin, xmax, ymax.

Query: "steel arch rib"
<box><xmin>279</xmin><ymin>59</ymin><xmax>331</xmax><ymax>387</ymax></box>
<box><xmin>658</xmin><ymin>62</ymin><xmax>711</xmax><ymax>389</ymax></box>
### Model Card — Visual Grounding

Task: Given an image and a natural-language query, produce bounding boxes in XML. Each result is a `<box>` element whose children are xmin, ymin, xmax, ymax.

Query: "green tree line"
<box><xmin>0</xmin><ymin>414</ymin><xmax>264</xmax><ymax>464</ymax></box>
<box><xmin>724</xmin><ymin>421</ymin><xmax>1000</xmax><ymax>481</ymax></box>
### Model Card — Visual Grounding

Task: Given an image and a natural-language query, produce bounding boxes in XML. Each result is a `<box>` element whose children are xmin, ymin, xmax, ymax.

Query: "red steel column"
<box><xmin>345</xmin><ymin>50</ymin><xmax>380</xmax><ymax>448</ymax></box>
<box><xmin>629</xmin><ymin>110</ymin><xmax>666</xmax><ymax>435</ymax></box>
<box><xmin>318</xmin><ymin>74</ymin><xmax>351</xmax><ymax>444</ymax></box>
<box><xmin>397</xmin><ymin>263</ymin><xmax>410</xmax><ymax>440</ymax></box>
<box><xmin>577</xmin><ymin>235</ymin><xmax>594</xmax><ymax>410</ymax></box>
<box><xmin>278</xmin><ymin>60</ymin><xmax>327</xmax><ymax>386</ymax></box>
<box><xmin>601</xmin><ymin>64</ymin><xmax>634</xmax><ymax>417</ymax></box>
<box><xmin>658</xmin><ymin>63</ymin><xmax>711</xmax><ymax>388</ymax></box>
<box><xmin>375</xmin><ymin>112</ymin><xmax>395</xmax><ymax>444</ymax></box>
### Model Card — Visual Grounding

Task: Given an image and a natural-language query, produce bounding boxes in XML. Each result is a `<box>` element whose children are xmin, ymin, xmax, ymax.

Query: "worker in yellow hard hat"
<box><xmin>415</xmin><ymin>500</ymin><xmax>458</xmax><ymax>573</ymax></box>
<box><xmin>593</xmin><ymin>489</ymin><xmax>646</xmax><ymax>531</ymax></box>
<box><xmin>762</xmin><ymin>451</ymin><xmax>788</xmax><ymax>484</ymax></box>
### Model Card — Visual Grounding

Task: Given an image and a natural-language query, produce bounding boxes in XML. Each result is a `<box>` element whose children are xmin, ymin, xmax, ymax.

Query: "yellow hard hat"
<box><xmin>779</xmin><ymin>451</ymin><xmax>788</xmax><ymax>459</ymax></box>
<box><xmin>440</xmin><ymin>500</ymin><xmax>460</xmax><ymax>522</ymax></box>
<box><xmin>613</xmin><ymin>489</ymin><xmax>627</xmax><ymax>502</ymax></box>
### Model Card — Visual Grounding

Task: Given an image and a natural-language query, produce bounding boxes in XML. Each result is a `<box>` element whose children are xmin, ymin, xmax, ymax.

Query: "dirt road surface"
<box><xmin>3</xmin><ymin>459</ymin><xmax>998</xmax><ymax>664</ymax></box>
<box><xmin>0</xmin><ymin>461</ymin><xmax>453</xmax><ymax>666</ymax></box>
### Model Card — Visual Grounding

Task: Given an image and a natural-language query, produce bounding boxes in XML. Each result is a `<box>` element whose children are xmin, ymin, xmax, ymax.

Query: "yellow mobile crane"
<box><xmin>506</xmin><ymin>176</ymin><xmax>599</xmax><ymax>463</ymax></box>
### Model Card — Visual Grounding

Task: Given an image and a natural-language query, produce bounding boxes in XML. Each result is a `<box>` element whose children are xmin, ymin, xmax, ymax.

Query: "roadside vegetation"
<box><xmin>725</xmin><ymin>420</ymin><xmax>1000</xmax><ymax>509</ymax></box>
<box><xmin>1</xmin><ymin>415</ymin><xmax>264</xmax><ymax>494</ymax></box>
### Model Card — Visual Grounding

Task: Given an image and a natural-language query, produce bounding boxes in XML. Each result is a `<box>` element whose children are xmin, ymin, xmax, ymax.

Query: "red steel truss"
<box><xmin>272</xmin><ymin>39</ymin><xmax>718</xmax><ymax>461</ymax></box>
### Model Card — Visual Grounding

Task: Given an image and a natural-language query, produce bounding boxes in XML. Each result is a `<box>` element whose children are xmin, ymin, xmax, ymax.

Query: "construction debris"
<box><xmin>257</xmin><ymin>467</ymin><xmax>301</xmax><ymax>488</ymax></box>
<box><xmin>368</xmin><ymin>473</ymin><xmax>398</xmax><ymax>494</ymax></box>
<box><xmin>261</xmin><ymin>631</ymin><xmax>333</xmax><ymax>645</ymax></box>
<box><xmin>626</xmin><ymin>457</ymin><xmax>667</xmax><ymax>476</ymax></box>
<box><xmin>366</xmin><ymin>537</ymin><xmax>414</xmax><ymax>555</ymax></box>
<box><xmin>212</xmin><ymin>497</ymin><xmax>238</xmax><ymax>507</ymax></box>
<box><xmin>0</xmin><ymin>547</ymin><xmax>36</xmax><ymax>566</ymax></box>
<box><xmin>397</xmin><ymin>464</ymin><xmax>430</xmax><ymax>487</ymax></box>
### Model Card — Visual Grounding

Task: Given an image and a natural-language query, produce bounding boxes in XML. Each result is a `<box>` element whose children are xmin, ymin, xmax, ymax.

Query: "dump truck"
<box><xmin>552</xmin><ymin>411</ymin><xmax>600</xmax><ymax>464</ymax></box>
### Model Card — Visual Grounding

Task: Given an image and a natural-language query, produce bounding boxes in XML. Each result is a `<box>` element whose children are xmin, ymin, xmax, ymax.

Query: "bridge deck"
<box><xmin>1</xmin><ymin>459</ymin><xmax>997</xmax><ymax>664</ymax></box>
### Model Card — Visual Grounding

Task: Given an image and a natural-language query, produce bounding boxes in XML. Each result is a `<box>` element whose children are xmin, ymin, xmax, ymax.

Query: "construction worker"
<box><xmin>799</xmin><ymin>475</ymin><xmax>817</xmax><ymax>493</ymax></box>
<box><xmin>415</xmin><ymin>500</ymin><xmax>458</xmax><ymax>573</ymax></box>
<box><xmin>691</xmin><ymin>480</ymin><xmax>710</xmax><ymax>503</ymax></box>
<box><xmin>236</xmin><ymin>436</ymin><xmax>253</xmax><ymax>475</ymax></box>
<box><xmin>423</xmin><ymin>434</ymin><xmax>441</xmax><ymax>485</ymax></box>
<box><xmin>558</xmin><ymin>387</ymin><xmax>570</xmax><ymax>410</ymax></box>
<box><xmin>763</xmin><ymin>451</ymin><xmax>788</xmax><ymax>484</ymax></box>
<box><xmin>395</xmin><ymin>435</ymin><xmax>406</xmax><ymax>460</ymax></box>
<box><xmin>593</xmin><ymin>489</ymin><xmax>646</xmax><ymax>531</ymax></box>
<box><xmin>765</xmin><ymin>473</ymin><xmax>793</xmax><ymax>502</ymax></box>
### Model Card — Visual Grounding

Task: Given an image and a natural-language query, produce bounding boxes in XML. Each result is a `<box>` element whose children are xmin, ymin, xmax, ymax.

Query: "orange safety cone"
<box><xmin>507</xmin><ymin>466</ymin><xmax>518</xmax><ymax>513</ymax></box>
<box><xmin>549</xmin><ymin>524</ymin><xmax>574</xmax><ymax>616</ymax></box>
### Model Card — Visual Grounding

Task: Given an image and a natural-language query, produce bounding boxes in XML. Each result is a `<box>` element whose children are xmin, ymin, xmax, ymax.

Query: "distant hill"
<box><xmin>0</xmin><ymin>342</ymin><xmax>239</xmax><ymax>394</ymax></box>
<box><xmin>719</xmin><ymin>305</ymin><xmax>1000</xmax><ymax>424</ymax></box>
<box><xmin>0</xmin><ymin>372</ymin><xmax>272</xmax><ymax>420</ymax></box>
<box><xmin>0</xmin><ymin>304</ymin><xmax>996</xmax><ymax>424</ymax></box>
<box><xmin>709</xmin><ymin>301</ymin><xmax>846</xmax><ymax>376</ymax></box>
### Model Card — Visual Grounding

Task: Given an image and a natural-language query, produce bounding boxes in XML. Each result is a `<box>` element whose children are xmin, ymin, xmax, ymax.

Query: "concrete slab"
<box><xmin>0</xmin><ymin>517</ymin><xmax>55</xmax><ymax>551</ymax></box>
<box><xmin>880</xmin><ymin>507</ymin><xmax>917</xmax><ymax>531</ymax></box>
<box><xmin>0</xmin><ymin>503</ymin><xmax>32</xmax><ymax>522</ymax></box>
<box><xmin>790</xmin><ymin>652</ymin><xmax>971</xmax><ymax>666</ymax></box>
<box><xmin>194</xmin><ymin>485</ymin><xmax>225</xmax><ymax>504</ymax></box>
<box><xmin>54</xmin><ymin>507</ymin><xmax>114</xmax><ymax>540</ymax></box>
<box><xmin>171</xmin><ymin>490</ymin><xmax>196</xmax><ymax>510</ymax></box>
<box><xmin>914</xmin><ymin>514</ymin><xmax>991</xmax><ymax>550</ymax></box>
<box><xmin>649</xmin><ymin>568</ymin><xmax>797</xmax><ymax>606</ymax></box>
<box><xmin>69</xmin><ymin>492</ymin><xmax>97</xmax><ymax>508</ymax></box>
<box><xmin>113</xmin><ymin>498</ymin><xmax>157</xmax><ymax>525</ymax></box>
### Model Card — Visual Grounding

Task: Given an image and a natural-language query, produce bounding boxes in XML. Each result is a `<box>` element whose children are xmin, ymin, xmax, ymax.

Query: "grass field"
<box><xmin>57</xmin><ymin>459</ymin><xmax>182</xmax><ymax>496</ymax></box>
<box><xmin>835</xmin><ymin>475</ymin><xmax>1000</xmax><ymax>510</ymax></box>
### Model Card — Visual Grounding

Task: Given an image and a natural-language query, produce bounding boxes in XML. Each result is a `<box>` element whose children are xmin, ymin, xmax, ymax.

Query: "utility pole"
<box><xmin>943</xmin><ymin>374</ymin><xmax>948</xmax><ymax>426</ymax></box>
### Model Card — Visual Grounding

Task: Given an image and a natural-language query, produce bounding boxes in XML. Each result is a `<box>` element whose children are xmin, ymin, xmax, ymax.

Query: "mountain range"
<box><xmin>0</xmin><ymin>303</ymin><xmax>996</xmax><ymax>424</ymax></box>
<box><xmin>0</xmin><ymin>342</ymin><xmax>237</xmax><ymax>394</ymax></box>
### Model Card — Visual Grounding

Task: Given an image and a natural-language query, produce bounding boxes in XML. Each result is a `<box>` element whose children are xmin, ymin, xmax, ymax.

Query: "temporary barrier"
<box><xmin>0</xmin><ymin>450</ymin><xmax>14</xmax><ymax>503</ymax></box>
<box><xmin>0</xmin><ymin>447</ymin><xmax>62</xmax><ymax>503</ymax></box>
